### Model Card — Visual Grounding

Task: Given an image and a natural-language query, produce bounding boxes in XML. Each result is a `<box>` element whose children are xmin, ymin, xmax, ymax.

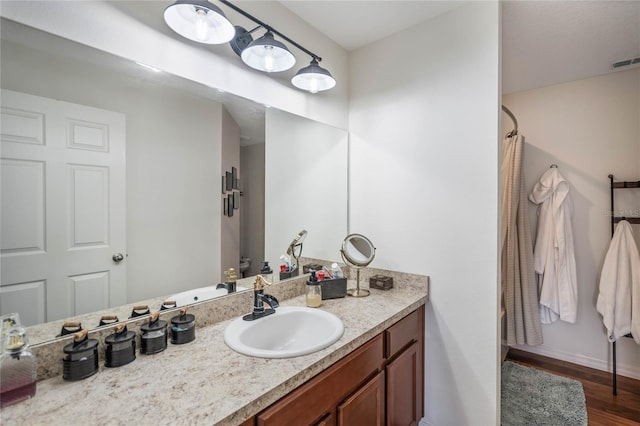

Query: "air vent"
<box><xmin>612</xmin><ymin>56</ymin><xmax>640</xmax><ymax>69</ymax></box>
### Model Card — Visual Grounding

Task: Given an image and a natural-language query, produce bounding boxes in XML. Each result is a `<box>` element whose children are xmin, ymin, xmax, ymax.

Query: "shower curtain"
<box><xmin>501</xmin><ymin>134</ymin><xmax>543</xmax><ymax>346</ymax></box>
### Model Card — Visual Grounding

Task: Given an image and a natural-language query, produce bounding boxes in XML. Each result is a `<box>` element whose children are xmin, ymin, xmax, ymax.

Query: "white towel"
<box><xmin>529</xmin><ymin>168</ymin><xmax>578</xmax><ymax>324</ymax></box>
<box><xmin>596</xmin><ymin>220</ymin><xmax>640</xmax><ymax>344</ymax></box>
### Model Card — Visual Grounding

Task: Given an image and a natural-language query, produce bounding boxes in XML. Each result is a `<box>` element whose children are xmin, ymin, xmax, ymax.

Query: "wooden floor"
<box><xmin>506</xmin><ymin>349</ymin><xmax>640</xmax><ymax>426</ymax></box>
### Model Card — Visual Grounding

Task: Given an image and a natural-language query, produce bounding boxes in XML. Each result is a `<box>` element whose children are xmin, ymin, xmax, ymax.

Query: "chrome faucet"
<box><xmin>216</xmin><ymin>268</ymin><xmax>237</xmax><ymax>294</ymax></box>
<box><xmin>243</xmin><ymin>275</ymin><xmax>279</xmax><ymax>321</ymax></box>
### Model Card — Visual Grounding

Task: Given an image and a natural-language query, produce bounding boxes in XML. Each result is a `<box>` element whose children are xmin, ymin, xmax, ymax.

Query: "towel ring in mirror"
<box><xmin>340</xmin><ymin>233</ymin><xmax>376</xmax><ymax>298</ymax></box>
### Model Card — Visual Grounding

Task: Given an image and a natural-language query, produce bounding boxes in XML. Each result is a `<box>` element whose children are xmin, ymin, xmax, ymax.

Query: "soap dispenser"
<box><xmin>224</xmin><ymin>268</ymin><xmax>238</xmax><ymax>293</ymax></box>
<box><xmin>260</xmin><ymin>261</ymin><xmax>273</xmax><ymax>282</ymax></box>
<box><xmin>306</xmin><ymin>271</ymin><xmax>322</xmax><ymax>308</ymax></box>
<box><xmin>0</xmin><ymin>324</ymin><xmax>37</xmax><ymax>408</ymax></box>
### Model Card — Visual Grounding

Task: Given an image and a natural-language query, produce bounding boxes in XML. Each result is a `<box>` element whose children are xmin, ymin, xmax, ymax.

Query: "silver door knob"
<box><xmin>112</xmin><ymin>253</ymin><xmax>125</xmax><ymax>263</ymax></box>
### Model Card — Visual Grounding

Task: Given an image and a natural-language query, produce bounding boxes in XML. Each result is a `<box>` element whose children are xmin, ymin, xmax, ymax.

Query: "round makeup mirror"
<box><xmin>286</xmin><ymin>229</ymin><xmax>307</xmax><ymax>272</ymax></box>
<box><xmin>340</xmin><ymin>234</ymin><xmax>376</xmax><ymax>297</ymax></box>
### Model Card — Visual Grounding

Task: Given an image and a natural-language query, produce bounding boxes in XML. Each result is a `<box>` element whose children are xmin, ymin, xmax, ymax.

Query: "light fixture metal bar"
<box><xmin>218</xmin><ymin>0</ymin><xmax>322</xmax><ymax>62</ymax></box>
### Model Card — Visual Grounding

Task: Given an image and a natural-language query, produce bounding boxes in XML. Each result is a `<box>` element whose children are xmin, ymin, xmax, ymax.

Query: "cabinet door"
<box><xmin>386</xmin><ymin>341</ymin><xmax>422</xmax><ymax>426</ymax></box>
<box><xmin>337</xmin><ymin>371</ymin><xmax>385</xmax><ymax>426</ymax></box>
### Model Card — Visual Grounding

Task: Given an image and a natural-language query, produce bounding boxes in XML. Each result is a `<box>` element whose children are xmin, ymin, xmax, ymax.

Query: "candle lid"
<box><xmin>171</xmin><ymin>308</ymin><xmax>195</xmax><ymax>325</ymax></box>
<box><xmin>141</xmin><ymin>312</ymin><xmax>167</xmax><ymax>332</ymax></box>
<box><xmin>105</xmin><ymin>323</ymin><xmax>135</xmax><ymax>344</ymax></box>
<box><xmin>64</xmin><ymin>329</ymin><xmax>98</xmax><ymax>354</ymax></box>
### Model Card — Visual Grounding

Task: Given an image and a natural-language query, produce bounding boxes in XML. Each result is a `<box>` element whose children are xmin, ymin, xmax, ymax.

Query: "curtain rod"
<box><xmin>502</xmin><ymin>104</ymin><xmax>518</xmax><ymax>136</ymax></box>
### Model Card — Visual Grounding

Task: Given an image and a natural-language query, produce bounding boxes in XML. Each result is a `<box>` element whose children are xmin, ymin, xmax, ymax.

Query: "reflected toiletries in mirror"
<box><xmin>0</xmin><ymin>18</ymin><xmax>348</xmax><ymax>343</ymax></box>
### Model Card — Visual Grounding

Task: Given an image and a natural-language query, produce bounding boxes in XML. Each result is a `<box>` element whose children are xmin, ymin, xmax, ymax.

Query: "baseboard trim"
<box><xmin>512</xmin><ymin>344</ymin><xmax>640</xmax><ymax>380</ymax></box>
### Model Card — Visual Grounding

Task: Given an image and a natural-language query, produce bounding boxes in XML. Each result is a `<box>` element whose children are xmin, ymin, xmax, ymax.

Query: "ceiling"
<box><xmin>502</xmin><ymin>1</ymin><xmax>640</xmax><ymax>94</ymax></box>
<box><xmin>279</xmin><ymin>1</ymin><xmax>640</xmax><ymax>94</ymax></box>
<box><xmin>279</xmin><ymin>1</ymin><xmax>465</xmax><ymax>51</ymax></box>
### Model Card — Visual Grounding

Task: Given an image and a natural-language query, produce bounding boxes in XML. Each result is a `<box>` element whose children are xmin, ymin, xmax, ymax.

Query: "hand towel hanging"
<box><xmin>596</xmin><ymin>220</ymin><xmax>640</xmax><ymax>344</ymax></box>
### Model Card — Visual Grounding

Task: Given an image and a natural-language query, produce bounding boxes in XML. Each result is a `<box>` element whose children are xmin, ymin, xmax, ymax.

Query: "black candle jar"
<box><xmin>58</xmin><ymin>321</ymin><xmax>83</xmax><ymax>337</ymax></box>
<box><xmin>129</xmin><ymin>305</ymin><xmax>150</xmax><ymax>319</ymax></box>
<box><xmin>104</xmin><ymin>323</ymin><xmax>136</xmax><ymax>367</ymax></box>
<box><xmin>140</xmin><ymin>312</ymin><xmax>168</xmax><ymax>355</ymax></box>
<box><xmin>160</xmin><ymin>300</ymin><xmax>177</xmax><ymax>311</ymax></box>
<box><xmin>98</xmin><ymin>315</ymin><xmax>119</xmax><ymax>327</ymax></box>
<box><xmin>63</xmin><ymin>330</ymin><xmax>99</xmax><ymax>381</ymax></box>
<box><xmin>171</xmin><ymin>308</ymin><xmax>195</xmax><ymax>345</ymax></box>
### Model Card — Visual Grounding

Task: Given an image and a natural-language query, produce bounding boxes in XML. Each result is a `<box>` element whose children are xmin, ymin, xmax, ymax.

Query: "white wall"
<box><xmin>349</xmin><ymin>3</ymin><xmax>501</xmax><ymax>425</ymax></box>
<box><xmin>504</xmin><ymin>69</ymin><xmax>640</xmax><ymax>379</ymax></box>
<box><xmin>1</xmin><ymin>38</ymin><xmax>223</xmax><ymax>303</ymax></box>
<box><xmin>0</xmin><ymin>0</ymin><xmax>349</xmax><ymax>131</ymax></box>
<box><xmin>220</xmin><ymin>107</ymin><xmax>241</xmax><ymax>280</ymax></box>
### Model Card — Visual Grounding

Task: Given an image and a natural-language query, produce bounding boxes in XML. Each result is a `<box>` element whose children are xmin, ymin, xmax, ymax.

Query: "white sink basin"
<box><xmin>224</xmin><ymin>306</ymin><xmax>344</xmax><ymax>358</ymax></box>
<box><xmin>168</xmin><ymin>286</ymin><xmax>247</xmax><ymax>307</ymax></box>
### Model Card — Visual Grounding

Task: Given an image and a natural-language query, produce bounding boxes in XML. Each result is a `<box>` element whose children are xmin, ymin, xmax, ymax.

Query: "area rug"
<box><xmin>501</xmin><ymin>361</ymin><xmax>588</xmax><ymax>426</ymax></box>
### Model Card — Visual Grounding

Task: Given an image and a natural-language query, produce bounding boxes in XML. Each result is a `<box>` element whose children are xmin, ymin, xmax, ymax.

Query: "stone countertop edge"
<box><xmin>1</xmin><ymin>268</ymin><xmax>428</xmax><ymax>425</ymax></box>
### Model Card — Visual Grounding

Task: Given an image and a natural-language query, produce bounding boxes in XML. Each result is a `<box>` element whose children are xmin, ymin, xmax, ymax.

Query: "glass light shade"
<box><xmin>241</xmin><ymin>31</ymin><xmax>296</xmax><ymax>72</ymax></box>
<box><xmin>164</xmin><ymin>0</ymin><xmax>235</xmax><ymax>44</ymax></box>
<box><xmin>291</xmin><ymin>59</ymin><xmax>336</xmax><ymax>93</ymax></box>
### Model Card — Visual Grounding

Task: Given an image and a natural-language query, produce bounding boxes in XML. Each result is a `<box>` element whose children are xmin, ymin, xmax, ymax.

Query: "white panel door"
<box><xmin>1</xmin><ymin>89</ymin><xmax>126</xmax><ymax>325</ymax></box>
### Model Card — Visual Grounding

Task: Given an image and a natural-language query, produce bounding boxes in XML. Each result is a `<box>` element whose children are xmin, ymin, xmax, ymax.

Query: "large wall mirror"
<box><xmin>0</xmin><ymin>18</ymin><xmax>348</xmax><ymax>343</ymax></box>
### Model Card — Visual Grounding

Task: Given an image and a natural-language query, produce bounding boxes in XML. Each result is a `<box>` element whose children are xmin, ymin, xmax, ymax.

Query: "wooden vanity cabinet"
<box><xmin>254</xmin><ymin>305</ymin><xmax>424</xmax><ymax>426</ymax></box>
<box><xmin>257</xmin><ymin>335</ymin><xmax>384</xmax><ymax>426</ymax></box>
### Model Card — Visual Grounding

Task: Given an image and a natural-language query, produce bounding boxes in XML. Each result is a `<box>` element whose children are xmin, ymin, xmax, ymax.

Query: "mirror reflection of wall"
<box><xmin>240</xmin><ymin>141</ymin><xmax>265</xmax><ymax>277</ymax></box>
<box><xmin>265</xmin><ymin>109</ymin><xmax>348</xmax><ymax>266</ymax></box>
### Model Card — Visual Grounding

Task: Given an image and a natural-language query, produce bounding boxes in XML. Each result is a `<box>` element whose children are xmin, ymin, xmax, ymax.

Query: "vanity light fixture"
<box><xmin>164</xmin><ymin>0</ymin><xmax>235</xmax><ymax>44</ymax></box>
<box><xmin>241</xmin><ymin>31</ymin><xmax>296</xmax><ymax>72</ymax></box>
<box><xmin>291</xmin><ymin>58</ymin><xmax>336</xmax><ymax>93</ymax></box>
<box><xmin>164</xmin><ymin>0</ymin><xmax>336</xmax><ymax>93</ymax></box>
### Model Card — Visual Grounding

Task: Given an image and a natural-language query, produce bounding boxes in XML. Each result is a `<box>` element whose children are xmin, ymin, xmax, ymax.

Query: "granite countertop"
<box><xmin>2</xmin><ymin>271</ymin><xmax>428</xmax><ymax>425</ymax></box>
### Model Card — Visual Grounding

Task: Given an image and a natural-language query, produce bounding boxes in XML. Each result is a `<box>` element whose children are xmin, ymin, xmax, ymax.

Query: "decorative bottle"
<box><xmin>0</xmin><ymin>325</ymin><xmax>37</xmax><ymax>408</ymax></box>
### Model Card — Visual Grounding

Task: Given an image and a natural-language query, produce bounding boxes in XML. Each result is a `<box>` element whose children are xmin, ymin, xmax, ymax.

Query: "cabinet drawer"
<box><xmin>257</xmin><ymin>334</ymin><xmax>384</xmax><ymax>426</ymax></box>
<box><xmin>385</xmin><ymin>308</ymin><xmax>421</xmax><ymax>359</ymax></box>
